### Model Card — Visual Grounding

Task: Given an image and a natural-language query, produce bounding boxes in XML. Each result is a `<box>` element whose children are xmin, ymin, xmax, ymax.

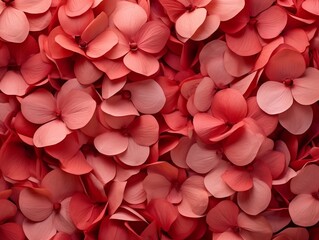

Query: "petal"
<box><xmin>129</xmin><ymin>115</ymin><xmax>159</xmax><ymax>146</ymax></box>
<box><xmin>23</xmin><ymin>215</ymin><xmax>56</xmax><ymax>240</ymax></box>
<box><xmin>194</xmin><ymin>77</ymin><xmax>215</xmax><ymax>112</ymax></box>
<box><xmin>74</xmin><ymin>57</ymin><xmax>103</xmax><ymax>85</ymax></box>
<box><xmin>101</xmin><ymin>96</ymin><xmax>139</xmax><ymax>117</ymax></box>
<box><xmin>98</xmin><ymin>219</ymin><xmax>129</xmax><ymax>240</ymax></box>
<box><xmin>54</xmin><ymin>198</ymin><xmax>76</xmax><ymax>234</ymax></box>
<box><xmin>265</xmin><ymin>48</ymin><xmax>306</xmax><ymax>81</ymax></box>
<box><xmin>33</xmin><ymin>120</ymin><xmax>70</xmax><ymax>148</ymax></box>
<box><xmin>237</xmin><ymin>178</ymin><xmax>271</xmax><ymax>215</ymax></box>
<box><xmin>0</xmin><ymin>70</ymin><xmax>29</xmax><ymax>96</ymax></box>
<box><xmin>256</xmin><ymin>81</ymin><xmax>293</xmax><ymax>115</ymax></box>
<box><xmin>124</xmin><ymin>79</ymin><xmax>166</xmax><ymax>114</ymax></box>
<box><xmin>136</xmin><ymin>21</ymin><xmax>170</xmax><ymax>54</ymax></box>
<box><xmin>55</xmin><ymin>33</ymin><xmax>84</xmax><ymax>56</ymax></box>
<box><xmin>14</xmin><ymin>0</ymin><xmax>51</xmax><ymax>14</ymax></box>
<box><xmin>0</xmin><ymin>7</ymin><xmax>29</xmax><ymax>43</ymax></box>
<box><xmin>107</xmin><ymin>181</ymin><xmax>126</xmax><ymax>215</ymax></box>
<box><xmin>292</xmin><ymin>68</ymin><xmax>319</xmax><ymax>105</ymax></box>
<box><xmin>94</xmin><ymin>131</ymin><xmax>128</xmax><ymax>156</ymax></box>
<box><xmin>59</xmin><ymin>90</ymin><xmax>96</xmax><ymax>130</ymax></box>
<box><xmin>0</xmin><ymin>223</ymin><xmax>25</xmax><ymax>240</ymax></box>
<box><xmin>118</xmin><ymin>138</ymin><xmax>150</xmax><ymax>166</ymax></box>
<box><xmin>0</xmin><ymin>199</ymin><xmax>17</xmax><ymax>222</ymax></box>
<box><xmin>19</xmin><ymin>188</ymin><xmax>52</xmax><ymax>222</ymax></box>
<box><xmin>284</xmin><ymin>28</ymin><xmax>309</xmax><ymax>53</ymax></box>
<box><xmin>143</xmin><ymin>173</ymin><xmax>171</xmax><ymax>201</ymax></box>
<box><xmin>113</xmin><ymin>1</ymin><xmax>147</xmax><ymax>37</ymax></box>
<box><xmin>206</xmin><ymin>200</ymin><xmax>239</xmax><ymax>231</ymax></box>
<box><xmin>279</xmin><ymin>102</ymin><xmax>313</xmax><ymax>135</ymax></box>
<box><xmin>290</xmin><ymin>164</ymin><xmax>319</xmax><ymax>194</ymax></box>
<box><xmin>158</xmin><ymin>0</ymin><xmax>185</xmax><ymax>22</ymax></box>
<box><xmin>101</xmin><ymin>76</ymin><xmax>126</xmax><ymax>99</ymax></box>
<box><xmin>256</xmin><ymin>6</ymin><xmax>287</xmax><ymax>39</ymax></box>
<box><xmin>224</xmin><ymin>48</ymin><xmax>255</xmax><ymax>77</ymax></box>
<box><xmin>93</xmin><ymin>58</ymin><xmax>130</xmax><ymax>80</ymax></box>
<box><xmin>289</xmin><ymin>194</ymin><xmax>319</xmax><ymax>227</ymax></box>
<box><xmin>124</xmin><ymin>175</ymin><xmax>146</xmax><ymax>204</ymax></box>
<box><xmin>60</xmin><ymin>151</ymin><xmax>93</xmax><ymax>175</ymax></box>
<box><xmin>80</xmin><ymin>12</ymin><xmax>108</xmax><ymax>43</ymax></box>
<box><xmin>86</xmin><ymin>30</ymin><xmax>118</xmax><ymax>58</ymax></box>
<box><xmin>226</xmin><ymin>25</ymin><xmax>262</xmax><ymax>56</ymax></box>
<box><xmin>21</xmin><ymin>89</ymin><xmax>57</xmax><ymax>124</ymax></box>
<box><xmin>86</xmin><ymin>154</ymin><xmax>116</xmax><ymax>185</ymax></box>
<box><xmin>208</xmin><ymin>0</ymin><xmax>245</xmax><ymax>21</ymax></box>
<box><xmin>65</xmin><ymin>0</ymin><xmax>93</xmax><ymax>17</ymax></box>
<box><xmin>175</xmin><ymin>8</ymin><xmax>207</xmax><ymax>39</ymax></box>
<box><xmin>222</xmin><ymin>167</ymin><xmax>253</xmax><ymax>191</ymax></box>
<box><xmin>186</xmin><ymin>143</ymin><xmax>220</xmax><ymax>174</ymax></box>
<box><xmin>302</xmin><ymin>0</ymin><xmax>319</xmax><ymax>15</ymax></box>
<box><xmin>123</xmin><ymin>51</ymin><xmax>159</xmax><ymax>76</ymax></box>
<box><xmin>191</xmin><ymin>14</ymin><xmax>220</xmax><ymax>41</ymax></box>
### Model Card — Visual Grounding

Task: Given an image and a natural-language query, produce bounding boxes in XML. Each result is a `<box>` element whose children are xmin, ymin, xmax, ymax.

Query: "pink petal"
<box><xmin>113</xmin><ymin>1</ymin><xmax>147</xmax><ymax>37</ymax></box>
<box><xmin>186</xmin><ymin>143</ymin><xmax>220</xmax><ymax>174</ymax></box>
<box><xmin>176</xmin><ymin>8</ymin><xmax>207</xmax><ymax>39</ymax></box>
<box><xmin>0</xmin><ymin>7</ymin><xmax>29</xmax><ymax>43</ymax></box>
<box><xmin>158</xmin><ymin>0</ymin><xmax>186</xmax><ymax>22</ymax></box>
<box><xmin>208</xmin><ymin>0</ymin><xmax>245</xmax><ymax>21</ymax></box>
<box><xmin>74</xmin><ymin>57</ymin><xmax>103</xmax><ymax>85</ymax></box>
<box><xmin>65</xmin><ymin>0</ymin><xmax>93</xmax><ymax>17</ymax></box>
<box><xmin>23</xmin><ymin>215</ymin><xmax>56</xmax><ymax>240</ymax></box>
<box><xmin>93</xmin><ymin>58</ymin><xmax>130</xmax><ymax>80</ymax></box>
<box><xmin>284</xmin><ymin>28</ymin><xmax>309</xmax><ymax>53</ymax></box>
<box><xmin>224</xmin><ymin>48</ymin><xmax>255</xmax><ymax>77</ymax></box>
<box><xmin>194</xmin><ymin>77</ymin><xmax>215</xmax><ymax>112</ymax></box>
<box><xmin>86</xmin><ymin>154</ymin><xmax>116</xmax><ymax>185</ymax></box>
<box><xmin>101</xmin><ymin>76</ymin><xmax>126</xmax><ymax>99</ymax></box>
<box><xmin>289</xmin><ymin>194</ymin><xmax>319</xmax><ymax>227</ymax></box>
<box><xmin>101</xmin><ymin>96</ymin><xmax>138</xmax><ymax>117</ymax></box>
<box><xmin>54</xmin><ymin>198</ymin><xmax>77</xmax><ymax>234</ymax></box>
<box><xmin>80</xmin><ymin>12</ymin><xmax>108</xmax><ymax>43</ymax></box>
<box><xmin>170</xmin><ymin>136</ymin><xmax>192</xmax><ymax>169</ymax></box>
<box><xmin>129</xmin><ymin>115</ymin><xmax>159</xmax><ymax>146</ymax></box>
<box><xmin>98</xmin><ymin>219</ymin><xmax>129</xmax><ymax>240</ymax></box>
<box><xmin>107</xmin><ymin>181</ymin><xmax>126</xmax><ymax>215</ymax></box>
<box><xmin>206</xmin><ymin>200</ymin><xmax>239</xmax><ymax>232</ymax></box>
<box><xmin>33</xmin><ymin>120</ymin><xmax>70</xmax><ymax>148</ymax></box>
<box><xmin>104</xmin><ymin>28</ymin><xmax>130</xmax><ymax>59</ymax></box>
<box><xmin>124</xmin><ymin>79</ymin><xmax>166</xmax><ymax>114</ymax></box>
<box><xmin>124</xmin><ymin>175</ymin><xmax>146</xmax><ymax>204</ymax></box>
<box><xmin>14</xmin><ymin>0</ymin><xmax>51</xmax><ymax>14</ymax></box>
<box><xmin>290</xmin><ymin>164</ymin><xmax>319</xmax><ymax>194</ymax></box>
<box><xmin>247</xmin><ymin>0</ymin><xmax>275</xmax><ymax>16</ymax></box>
<box><xmin>191</xmin><ymin>14</ymin><xmax>220</xmax><ymax>41</ymax></box>
<box><xmin>256</xmin><ymin>81</ymin><xmax>293</xmax><ymax>114</ymax></box>
<box><xmin>59</xmin><ymin>90</ymin><xmax>96</xmax><ymax>130</ymax></box>
<box><xmin>19</xmin><ymin>188</ymin><xmax>52</xmax><ymax>222</ymax></box>
<box><xmin>55</xmin><ymin>34</ymin><xmax>84</xmax><ymax>56</ymax></box>
<box><xmin>86</xmin><ymin>30</ymin><xmax>118</xmax><ymax>58</ymax></box>
<box><xmin>256</xmin><ymin>6</ymin><xmax>287</xmax><ymax>39</ymax></box>
<box><xmin>118</xmin><ymin>138</ymin><xmax>150</xmax><ymax>166</ymax></box>
<box><xmin>279</xmin><ymin>102</ymin><xmax>313</xmax><ymax>135</ymax></box>
<box><xmin>222</xmin><ymin>167</ymin><xmax>253</xmax><ymax>191</ymax></box>
<box><xmin>226</xmin><ymin>25</ymin><xmax>262</xmax><ymax>56</ymax></box>
<box><xmin>0</xmin><ymin>199</ymin><xmax>17</xmax><ymax>222</ymax></box>
<box><xmin>123</xmin><ymin>51</ymin><xmax>159</xmax><ymax>76</ymax></box>
<box><xmin>143</xmin><ymin>173</ymin><xmax>171</xmax><ymax>201</ymax></box>
<box><xmin>302</xmin><ymin>0</ymin><xmax>319</xmax><ymax>15</ymax></box>
<box><xmin>265</xmin><ymin>48</ymin><xmax>306</xmax><ymax>81</ymax></box>
<box><xmin>61</xmin><ymin>151</ymin><xmax>93</xmax><ymax>175</ymax></box>
<box><xmin>94</xmin><ymin>131</ymin><xmax>128</xmax><ymax>156</ymax></box>
<box><xmin>0</xmin><ymin>223</ymin><xmax>25</xmax><ymax>240</ymax></box>
<box><xmin>136</xmin><ymin>21</ymin><xmax>170</xmax><ymax>54</ymax></box>
<box><xmin>28</xmin><ymin>11</ymin><xmax>51</xmax><ymax>31</ymax></box>
<box><xmin>292</xmin><ymin>68</ymin><xmax>319</xmax><ymax>105</ymax></box>
<box><xmin>237</xmin><ymin>178</ymin><xmax>271</xmax><ymax>215</ymax></box>
<box><xmin>0</xmin><ymin>70</ymin><xmax>29</xmax><ymax>96</ymax></box>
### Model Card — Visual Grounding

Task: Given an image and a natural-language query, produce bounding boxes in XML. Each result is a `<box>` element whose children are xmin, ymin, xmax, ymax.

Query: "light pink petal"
<box><xmin>20</xmin><ymin>53</ymin><xmax>52</xmax><ymax>85</ymax></box>
<box><xmin>19</xmin><ymin>188</ymin><xmax>52</xmax><ymax>222</ymax></box>
<box><xmin>265</xmin><ymin>48</ymin><xmax>306</xmax><ymax>81</ymax></box>
<box><xmin>171</xmin><ymin>136</ymin><xmax>192</xmax><ymax>168</ymax></box>
<box><xmin>94</xmin><ymin>131</ymin><xmax>128</xmax><ymax>156</ymax></box>
<box><xmin>113</xmin><ymin>1</ymin><xmax>147</xmax><ymax>37</ymax></box>
<box><xmin>28</xmin><ymin>11</ymin><xmax>51</xmax><ymax>31</ymax></box>
<box><xmin>23</xmin><ymin>215</ymin><xmax>56</xmax><ymax>240</ymax></box>
<box><xmin>61</xmin><ymin>151</ymin><xmax>93</xmax><ymax>175</ymax></box>
<box><xmin>256</xmin><ymin>81</ymin><xmax>293</xmax><ymax>115</ymax></box>
<box><xmin>292</xmin><ymin>68</ymin><xmax>319</xmax><ymax>105</ymax></box>
<box><xmin>81</xmin><ymin>12</ymin><xmax>108</xmax><ymax>43</ymax></box>
<box><xmin>178</xmin><ymin>175</ymin><xmax>208</xmax><ymax>217</ymax></box>
<box><xmin>237</xmin><ymin>178</ymin><xmax>271</xmax><ymax>215</ymax></box>
<box><xmin>223</xmin><ymin>121</ymin><xmax>265</xmax><ymax>166</ymax></box>
<box><xmin>86</xmin><ymin>154</ymin><xmax>116</xmax><ymax>185</ymax></box>
<box><xmin>147</xmin><ymin>199</ymin><xmax>178</xmax><ymax>231</ymax></box>
<box><xmin>0</xmin><ymin>70</ymin><xmax>29</xmax><ymax>96</ymax></box>
<box><xmin>104</xmin><ymin>28</ymin><xmax>130</xmax><ymax>59</ymax></box>
<box><xmin>224</xmin><ymin>48</ymin><xmax>255</xmax><ymax>78</ymax></box>
<box><xmin>194</xmin><ymin>77</ymin><xmax>215</xmax><ymax>112</ymax></box>
<box><xmin>222</xmin><ymin>167</ymin><xmax>253</xmax><ymax>191</ymax></box>
<box><xmin>93</xmin><ymin>58</ymin><xmax>130</xmax><ymax>80</ymax></box>
<box><xmin>59</xmin><ymin>90</ymin><xmax>96</xmax><ymax>129</ymax></box>
<box><xmin>302</xmin><ymin>0</ymin><xmax>319</xmax><ymax>15</ymax></box>
<box><xmin>124</xmin><ymin>175</ymin><xmax>146</xmax><ymax>204</ymax></box>
<box><xmin>74</xmin><ymin>57</ymin><xmax>103</xmax><ymax>85</ymax></box>
<box><xmin>129</xmin><ymin>115</ymin><xmax>159</xmax><ymax>146</ymax></box>
<box><xmin>55</xmin><ymin>34</ymin><xmax>84</xmax><ymax>56</ymax></box>
<box><xmin>290</xmin><ymin>164</ymin><xmax>319</xmax><ymax>194</ymax></box>
<box><xmin>86</xmin><ymin>30</ymin><xmax>118</xmax><ymax>58</ymax></box>
<box><xmin>124</xmin><ymin>79</ymin><xmax>166</xmax><ymax>114</ymax></box>
<box><xmin>191</xmin><ymin>14</ymin><xmax>220</xmax><ymax>41</ymax></box>
<box><xmin>136</xmin><ymin>21</ymin><xmax>170</xmax><ymax>54</ymax></box>
<box><xmin>123</xmin><ymin>51</ymin><xmax>159</xmax><ymax>76</ymax></box>
<box><xmin>143</xmin><ymin>173</ymin><xmax>171</xmax><ymax>201</ymax></box>
<box><xmin>208</xmin><ymin>0</ymin><xmax>245</xmax><ymax>21</ymax></box>
<box><xmin>206</xmin><ymin>200</ymin><xmax>238</xmax><ymax>231</ymax></box>
<box><xmin>101</xmin><ymin>96</ymin><xmax>139</xmax><ymax>117</ymax></box>
<box><xmin>279</xmin><ymin>102</ymin><xmax>313</xmax><ymax>135</ymax></box>
<box><xmin>107</xmin><ymin>181</ymin><xmax>126</xmax><ymax>215</ymax></box>
<box><xmin>118</xmin><ymin>138</ymin><xmax>150</xmax><ymax>166</ymax></box>
<box><xmin>14</xmin><ymin>0</ymin><xmax>51</xmax><ymax>14</ymax></box>
<box><xmin>186</xmin><ymin>143</ymin><xmax>220</xmax><ymax>174</ymax></box>
<box><xmin>21</xmin><ymin>89</ymin><xmax>57</xmax><ymax>124</ymax></box>
<box><xmin>175</xmin><ymin>8</ymin><xmax>207</xmax><ymax>39</ymax></box>
<box><xmin>101</xmin><ymin>76</ymin><xmax>126</xmax><ymax>99</ymax></box>
<box><xmin>289</xmin><ymin>194</ymin><xmax>319</xmax><ymax>227</ymax></box>
<box><xmin>33</xmin><ymin>120</ymin><xmax>70</xmax><ymax>148</ymax></box>
<box><xmin>65</xmin><ymin>0</ymin><xmax>93</xmax><ymax>17</ymax></box>
<box><xmin>54</xmin><ymin>198</ymin><xmax>77</xmax><ymax>234</ymax></box>
<box><xmin>226</xmin><ymin>25</ymin><xmax>262</xmax><ymax>56</ymax></box>
<box><xmin>0</xmin><ymin>7</ymin><xmax>29</xmax><ymax>43</ymax></box>
<box><xmin>256</xmin><ymin>6</ymin><xmax>287</xmax><ymax>39</ymax></box>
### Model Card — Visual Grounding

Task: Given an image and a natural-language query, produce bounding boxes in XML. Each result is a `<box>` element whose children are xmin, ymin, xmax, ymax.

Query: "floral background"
<box><xmin>0</xmin><ymin>0</ymin><xmax>319</xmax><ymax>239</ymax></box>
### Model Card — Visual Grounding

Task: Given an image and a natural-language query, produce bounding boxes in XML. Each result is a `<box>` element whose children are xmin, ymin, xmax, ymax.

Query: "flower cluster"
<box><xmin>1</xmin><ymin>0</ymin><xmax>319</xmax><ymax>239</ymax></box>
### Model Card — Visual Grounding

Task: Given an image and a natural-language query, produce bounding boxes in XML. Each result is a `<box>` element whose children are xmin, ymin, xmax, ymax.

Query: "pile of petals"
<box><xmin>2</xmin><ymin>0</ymin><xmax>319</xmax><ymax>239</ymax></box>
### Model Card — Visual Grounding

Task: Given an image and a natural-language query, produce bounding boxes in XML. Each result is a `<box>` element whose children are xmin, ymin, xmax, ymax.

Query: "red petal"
<box><xmin>86</xmin><ymin>30</ymin><xmax>118</xmax><ymax>58</ymax></box>
<box><xmin>256</xmin><ymin>81</ymin><xmax>293</xmax><ymax>115</ymax></box>
<box><xmin>158</xmin><ymin>0</ymin><xmax>185</xmax><ymax>22</ymax></box>
<box><xmin>118</xmin><ymin>138</ymin><xmax>150</xmax><ymax>166</ymax></box>
<box><xmin>0</xmin><ymin>7</ymin><xmax>29</xmax><ymax>43</ymax></box>
<box><xmin>0</xmin><ymin>70</ymin><xmax>29</xmax><ymax>96</ymax></box>
<box><xmin>302</xmin><ymin>0</ymin><xmax>319</xmax><ymax>15</ymax></box>
<box><xmin>74</xmin><ymin>57</ymin><xmax>103</xmax><ymax>85</ymax></box>
<box><xmin>98</xmin><ymin>219</ymin><xmax>129</xmax><ymax>240</ymax></box>
<box><xmin>101</xmin><ymin>76</ymin><xmax>126</xmax><ymax>99</ymax></box>
<box><xmin>107</xmin><ymin>181</ymin><xmax>126</xmax><ymax>215</ymax></box>
<box><xmin>124</xmin><ymin>175</ymin><xmax>146</xmax><ymax>204</ymax></box>
<box><xmin>86</xmin><ymin>154</ymin><xmax>116</xmax><ymax>185</ymax></box>
<box><xmin>14</xmin><ymin>0</ymin><xmax>51</xmax><ymax>14</ymax></box>
<box><xmin>123</xmin><ymin>51</ymin><xmax>159</xmax><ymax>76</ymax></box>
<box><xmin>61</xmin><ymin>151</ymin><xmax>93</xmax><ymax>175</ymax></box>
<box><xmin>65</xmin><ymin>0</ymin><xmax>93</xmax><ymax>17</ymax></box>
<box><xmin>0</xmin><ymin>199</ymin><xmax>17</xmax><ymax>222</ymax></box>
<box><xmin>0</xmin><ymin>223</ymin><xmax>25</xmax><ymax>240</ymax></box>
<box><xmin>191</xmin><ymin>14</ymin><xmax>220</xmax><ymax>41</ymax></box>
<box><xmin>143</xmin><ymin>173</ymin><xmax>171</xmax><ymax>201</ymax></box>
<box><xmin>101</xmin><ymin>96</ymin><xmax>139</xmax><ymax>117</ymax></box>
<box><xmin>290</xmin><ymin>164</ymin><xmax>319</xmax><ymax>194</ymax></box>
<box><xmin>222</xmin><ymin>167</ymin><xmax>253</xmax><ymax>191</ymax></box>
<box><xmin>93</xmin><ymin>58</ymin><xmax>130</xmax><ymax>80</ymax></box>
<box><xmin>94</xmin><ymin>131</ymin><xmax>128</xmax><ymax>156</ymax></box>
<box><xmin>284</xmin><ymin>28</ymin><xmax>309</xmax><ymax>53</ymax></box>
<box><xmin>208</xmin><ymin>0</ymin><xmax>245</xmax><ymax>21</ymax></box>
<box><xmin>129</xmin><ymin>115</ymin><xmax>159</xmax><ymax>146</ymax></box>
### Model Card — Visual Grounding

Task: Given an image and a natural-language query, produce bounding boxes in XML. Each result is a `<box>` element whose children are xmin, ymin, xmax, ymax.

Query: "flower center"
<box><xmin>75</xmin><ymin>36</ymin><xmax>88</xmax><ymax>50</ymax></box>
<box><xmin>283</xmin><ymin>79</ymin><xmax>294</xmax><ymax>87</ymax></box>
<box><xmin>245</xmin><ymin>164</ymin><xmax>254</xmax><ymax>172</ymax></box>
<box><xmin>249</xmin><ymin>17</ymin><xmax>257</xmax><ymax>25</ymax></box>
<box><xmin>2</xmin><ymin>0</ymin><xmax>14</xmax><ymax>5</ymax></box>
<box><xmin>129</xmin><ymin>42</ymin><xmax>138</xmax><ymax>51</ymax></box>
<box><xmin>121</xmin><ymin>90</ymin><xmax>131</xmax><ymax>100</ymax></box>
<box><xmin>53</xmin><ymin>202</ymin><xmax>61</xmax><ymax>212</ymax></box>
<box><xmin>186</xmin><ymin>4</ymin><xmax>196</xmax><ymax>12</ymax></box>
<box><xmin>312</xmin><ymin>191</ymin><xmax>319</xmax><ymax>200</ymax></box>
<box><xmin>120</xmin><ymin>127</ymin><xmax>129</xmax><ymax>136</ymax></box>
<box><xmin>7</xmin><ymin>63</ymin><xmax>20</xmax><ymax>71</ymax></box>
